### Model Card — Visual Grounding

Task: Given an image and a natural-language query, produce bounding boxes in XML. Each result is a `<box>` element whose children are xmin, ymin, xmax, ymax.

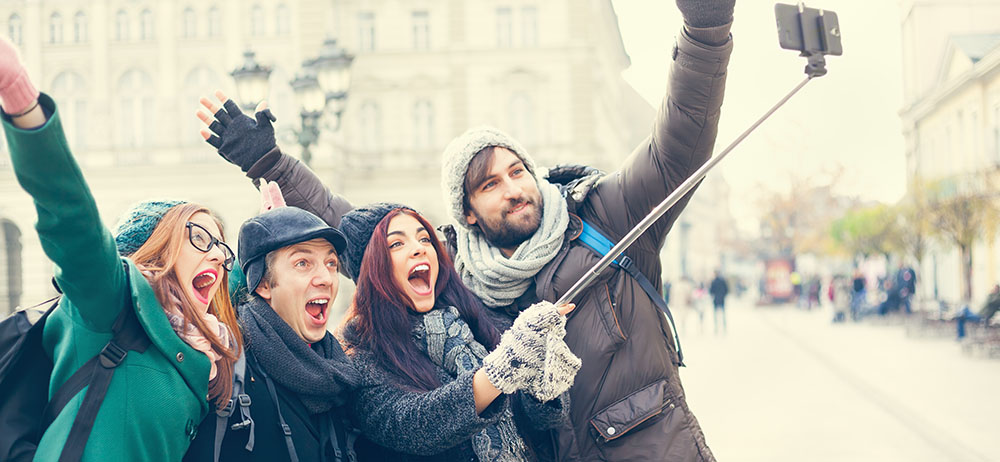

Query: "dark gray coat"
<box><xmin>340</xmin><ymin>318</ymin><xmax>568</xmax><ymax>462</ymax></box>
<box><xmin>244</xmin><ymin>25</ymin><xmax>732</xmax><ymax>461</ymax></box>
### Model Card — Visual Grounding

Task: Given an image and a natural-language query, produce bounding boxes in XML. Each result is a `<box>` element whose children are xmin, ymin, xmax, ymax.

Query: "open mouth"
<box><xmin>191</xmin><ymin>269</ymin><xmax>218</xmax><ymax>304</ymax></box>
<box><xmin>305</xmin><ymin>297</ymin><xmax>330</xmax><ymax>326</ymax></box>
<box><xmin>407</xmin><ymin>263</ymin><xmax>433</xmax><ymax>296</ymax></box>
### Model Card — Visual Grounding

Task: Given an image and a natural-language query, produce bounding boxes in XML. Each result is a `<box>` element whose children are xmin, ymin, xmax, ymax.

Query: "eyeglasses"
<box><xmin>186</xmin><ymin>222</ymin><xmax>235</xmax><ymax>271</ymax></box>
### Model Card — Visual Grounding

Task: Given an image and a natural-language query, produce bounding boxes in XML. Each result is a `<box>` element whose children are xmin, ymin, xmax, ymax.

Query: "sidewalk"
<box><xmin>676</xmin><ymin>298</ymin><xmax>1000</xmax><ymax>462</ymax></box>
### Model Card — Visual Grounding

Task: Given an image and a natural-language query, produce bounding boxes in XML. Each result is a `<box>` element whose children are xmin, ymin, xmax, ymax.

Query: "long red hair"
<box><xmin>129</xmin><ymin>204</ymin><xmax>242</xmax><ymax>409</ymax></box>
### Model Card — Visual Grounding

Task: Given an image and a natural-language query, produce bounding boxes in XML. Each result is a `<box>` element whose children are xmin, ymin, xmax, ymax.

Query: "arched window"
<box><xmin>359</xmin><ymin>101</ymin><xmax>381</xmax><ymax>157</ymax></box>
<box><xmin>182</xmin><ymin>7</ymin><xmax>196</xmax><ymax>38</ymax></box>
<box><xmin>207</xmin><ymin>6</ymin><xmax>220</xmax><ymax>37</ymax></box>
<box><xmin>251</xmin><ymin>5</ymin><xmax>265</xmax><ymax>36</ymax></box>
<box><xmin>51</xmin><ymin>72</ymin><xmax>88</xmax><ymax>150</ymax></box>
<box><xmin>508</xmin><ymin>93</ymin><xmax>535</xmax><ymax>146</ymax></box>
<box><xmin>275</xmin><ymin>4</ymin><xmax>290</xmax><ymax>36</ymax></box>
<box><xmin>73</xmin><ymin>11</ymin><xmax>87</xmax><ymax>43</ymax></box>
<box><xmin>49</xmin><ymin>12</ymin><xmax>63</xmax><ymax>44</ymax></box>
<box><xmin>115</xmin><ymin>10</ymin><xmax>129</xmax><ymax>41</ymax></box>
<box><xmin>140</xmin><ymin>9</ymin><xmax>154</xmax><ymax>40</ymax></box>
<box><xmin>413</xmin><ymin>100</ymin><xmax>434</xmax><ymax>149</ymax></box>
<box><xmin>8</xmin><ymin>14</ymin><xmax>22</xmax><ymax>45</ymax></box>
<box><xmin>116</xmin><ymin>70</ymin><xmax>156</xmax><ymax>158</ymax></box>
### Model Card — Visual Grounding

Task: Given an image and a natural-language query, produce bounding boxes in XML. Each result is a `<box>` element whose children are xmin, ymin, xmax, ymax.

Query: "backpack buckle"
<box><xmin>238</xmin><ymin>393</ymin><xmax>252</xmax><ymax>407</ymax></box>
<box><xmin>618</xmin><ymin>255</ymin><xmax>633</xmax><ymax>269</ymax></box>
<box><xmin>99</xmin><ymin>342</ymin><xmax>128</xmax><ymax>368</ymax></box>
<box><xmin>281</xmin><ymin>423</ymin><xmax>292</xmax><ymax>436</ymax></box>
<box><xmin>218</xmin><ymin>398</ymin><xmax>236</xmax><ymax>417</ymax></box>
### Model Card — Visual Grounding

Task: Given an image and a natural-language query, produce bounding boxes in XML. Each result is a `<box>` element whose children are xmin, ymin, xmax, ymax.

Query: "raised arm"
<box><xmin>197</xmin><ymin>92</ymin><xmax>353</xmax><ymax>228</ymax></box>
<box><xmin>0</xmin><ymin>39</ymin><xmax>127</xmax><ymax>330</ymax></box>
<box><xmin>582</xmin><ymin>1</ymin><xmax>735</xmax><ymax>255</ymax></box>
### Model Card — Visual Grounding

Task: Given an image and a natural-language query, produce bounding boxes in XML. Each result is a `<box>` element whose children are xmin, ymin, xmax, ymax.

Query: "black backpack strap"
<box><xmin>50</xmin><ymin>265</ymin><xmax>150</xmax><ymax>462</ymax></box>
<box><xmin>253</xmin><ymin>352</ymin><xmax>298</xmax><ymax>462</ymax></box>
<box><xmin>577</xmin><ymin>220</ymin><xmax>685</xmax><ymax>367</ymax></box>
<box><xmin>343</xmin><ymin>425</ymin><xmax>359</xmax><ymax>462</ymax></box>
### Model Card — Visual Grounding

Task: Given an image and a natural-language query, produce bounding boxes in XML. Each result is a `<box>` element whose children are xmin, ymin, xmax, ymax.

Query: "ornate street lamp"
<box><xmin>229</xmin><ymin>39</ymin><xmax>353</xmax><ymax>168</ymax></box>
<box><xmin>230</xmin><ymin>50</ymin><xmax>272</xmax><ymax>111</ymax></box>
<box><xmin>290</xmin><ymin>66</ymin><xmax>325</xmax><ymax>166</ymax></box>
<box><xmin>311</xmin><ymin>38</ymin><xmax>354</xmax><ymax>128</ymax></box>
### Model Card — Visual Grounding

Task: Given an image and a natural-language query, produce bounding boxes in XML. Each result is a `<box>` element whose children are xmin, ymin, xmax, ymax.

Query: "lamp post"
<box><xmin>230</xmin><ymin>39</ymin><xmax>354</xmax><ymax>167</ymax></box>
<box><xmin>230</xmin><ymin>50</ymin><xmax>272</xmax><ymax>111</ymax></box>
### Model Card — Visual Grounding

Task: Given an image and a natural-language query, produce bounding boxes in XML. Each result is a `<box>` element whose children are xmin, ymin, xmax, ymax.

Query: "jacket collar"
<box><xmin>124</xmin><ymin>258</ymin><xmax>211</xmax><ymax>416</ymax></box>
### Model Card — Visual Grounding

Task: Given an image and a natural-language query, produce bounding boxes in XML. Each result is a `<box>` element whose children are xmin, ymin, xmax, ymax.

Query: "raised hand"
<box><xmin>259</xmin><ymin>179</ymin><xmax>287</xmax><ymax>213</ymax></box>
<box><xmin>0</xmin><ymin>37</ymin><xmax>38</xmax><ymax>116</ymax></box>
<box><xmin>197</xmin><ymin>90</ymin><xmax>277</xmax><ymax>172</ymax></box>
<box><xmin>675</xmin><ymin>0</ymin><xmax>736</xmax><ymax>28</ymax></box>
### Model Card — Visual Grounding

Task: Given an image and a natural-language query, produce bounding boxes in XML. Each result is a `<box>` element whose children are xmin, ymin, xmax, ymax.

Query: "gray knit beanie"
<box><xmin>339</xmin><ymin>202</ymin><xmax>415</xmax><ymax>281</ymax></box>
<box><xmin>440</xmin><ymin>126</ymin><xmax>537</xmax><ymax>228</ymax></box>
<box><xmin>112</xmin><ymin>199</ymin><xmax>186</xmax><ymax>256</ymax></box>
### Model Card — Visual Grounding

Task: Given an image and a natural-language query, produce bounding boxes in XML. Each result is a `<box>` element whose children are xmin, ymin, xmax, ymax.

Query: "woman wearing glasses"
<box><xmin>0</xmin><ymin>39</ymin><xmax>241</xmax><ymax>461</ymax></box>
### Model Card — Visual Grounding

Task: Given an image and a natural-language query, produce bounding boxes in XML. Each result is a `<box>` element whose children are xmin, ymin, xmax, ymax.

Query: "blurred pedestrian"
<box><xmin>851</xmin><ymin>270</ymin><xmax>867</xmax><ymax>321</ymax></box>
<box><xmin>710</xmin><ymin>270</ymin><xmax>729</xmax><ymax>334</ymax></box>
<box><xmin>956</xmin><ymin>284</ymin><xmax>1000</xmax><ymax>339</ymax></box>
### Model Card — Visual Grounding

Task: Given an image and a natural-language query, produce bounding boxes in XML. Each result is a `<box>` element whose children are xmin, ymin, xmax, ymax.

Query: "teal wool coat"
<box><xmin>2</xmin><ymin>94</ymin><xmax>214</xmax><ymax>461</ymax></box>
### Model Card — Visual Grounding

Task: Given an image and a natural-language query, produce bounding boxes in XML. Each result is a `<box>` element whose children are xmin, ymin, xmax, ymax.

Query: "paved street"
<box><xmin>675</xmin><ymin>298</ymin><xmax>1000</xmax><ymax>462</ymax></box>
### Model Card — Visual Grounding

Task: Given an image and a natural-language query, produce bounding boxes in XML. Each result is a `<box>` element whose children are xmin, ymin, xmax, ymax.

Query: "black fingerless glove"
<box><xmin>676</xmin><ymin>0</ymin><xmax>736</xmax><ymax>28</ymax></box>
<box><xmin>204</xmin><ymin>99</ymin><xmax>277</xmax><ymax>172</ymax></box>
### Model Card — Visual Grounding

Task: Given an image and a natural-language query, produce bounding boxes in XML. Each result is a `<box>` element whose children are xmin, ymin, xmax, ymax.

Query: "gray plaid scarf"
<box><xmin>415</xmin><ymin>306</ymin><xmax>528</xmax><ymax>462</ymax></box>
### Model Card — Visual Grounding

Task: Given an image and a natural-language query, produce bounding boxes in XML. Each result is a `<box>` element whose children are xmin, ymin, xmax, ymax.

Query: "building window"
<box><xmin>51</xmin><ymin>72</ymin><xmax>88</xmax><ymax>150</ymax></box>
<box><xmin>0</xmin><ymin>219</ymin><xmax>23</xmax><ymax>317</ymax></box>
<box><xmin>413</xmin><ymin>100</ymin><xmax>434</xmax><ymax>149</ymax></box>
<box><xmin>496</xmin><ymin>8</ymin><xmax>512</xmax><ymax>47</ymax></box>
<box><xmin>207</xmin><ymin>6</ymin><xmax>220</xmax><ymax>37</ymax></box>
<box><xmin>115</xmin><ymin>10</ymin><xmax>129</xmax><ymax>41</ymax></box>
<box><xmin>251</xmin><ymin>5</ymin><xmax>265</xmax><ymax>36</ymax></box>
<box><xmin>49</xmin><ymin>12</ymin><xmax>63</xmax><ymax>44</ymax></box>
<box><xmin>140</xmin><ymin>9</ymin><xmax>154</xmax><ymax>40</ymax></box>
<box><xmin>8</xmin><ymin>14</ymin><xmax>21</xmax><ymax>45</ymax></box>
<box><xmin>509</xmin><ymin>93</ymin><xmax>535</xmax><ymax>146</ymax></box>
<box><xmin>182</xmin><ymin>7</ymin><xmax>196</xmax><ymax>38</ymax></box>
<box><xmin>412</xmin><ymin>11</ymin><xmax>429</xmax><ymax>50</ymax></box>
<box><xmin>73</xmin><ymin>11</ymin><xmax>87</xmax><ymax>43</ymax></box>
<box><xmin>521</xmin><ymin>6</ymin><xmax>537</xmax><ymax>46</ymax></box>
<box><xmin>358</xmin><ymin>12</ymin><xmax>375</xmax><ymax>52</ymax></box>
<box><xmin>276</xmin><ymin>4</ymin><xmax>290</xmax><ymax>36</ymax></box>
<box><xmin>116</xmin><ymin>70</ymin><xmax>156</xmax><ymax>156</ymax></box>
<box><xmin>359</xmin><ymin>101</ymin><xmax>381</xmax><ymax>155</ymax></box>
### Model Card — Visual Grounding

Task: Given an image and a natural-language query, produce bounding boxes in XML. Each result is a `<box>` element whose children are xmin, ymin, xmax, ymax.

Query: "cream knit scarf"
<box><xmin>455</xmin><ymin>180</ymin><xmax>568</xmax><ymax>308</ymax></box>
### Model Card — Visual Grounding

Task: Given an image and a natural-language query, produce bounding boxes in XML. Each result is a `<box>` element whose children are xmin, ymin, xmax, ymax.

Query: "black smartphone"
<box><xmin>775</xmin><ymin>3</ymin><xmax>842</xmax><ymax>56</ymax></box>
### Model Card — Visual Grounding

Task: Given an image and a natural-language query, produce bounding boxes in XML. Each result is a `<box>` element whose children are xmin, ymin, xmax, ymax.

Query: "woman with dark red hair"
<box><xmin>336</xmin><ymin>203</ymin><xmax>579</xmax><ymax>462</ymax></box>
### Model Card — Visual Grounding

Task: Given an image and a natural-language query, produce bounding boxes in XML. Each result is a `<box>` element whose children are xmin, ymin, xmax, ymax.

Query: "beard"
<box><xmin>471</xmin><ymin>196</ymin><xmax>543</xmax><ymax>250</ymax></box>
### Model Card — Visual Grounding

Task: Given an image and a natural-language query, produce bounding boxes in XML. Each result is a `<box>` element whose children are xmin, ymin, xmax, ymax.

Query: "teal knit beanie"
<box><xmin>113</xmin><ymin>199</ymin><xmax>186</xmax><ymax>256</ymax></box>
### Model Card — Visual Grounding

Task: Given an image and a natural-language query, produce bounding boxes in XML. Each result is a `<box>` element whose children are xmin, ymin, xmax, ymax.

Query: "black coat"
<box><xmin>183</xmin><ymin>352</ymin><xmax>359</xmax><ymax>462</ymax></box>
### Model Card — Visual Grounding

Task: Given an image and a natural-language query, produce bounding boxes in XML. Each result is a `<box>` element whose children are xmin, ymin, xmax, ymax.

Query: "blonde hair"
<box><xmin>129</xmin><ymin>203</ymin><xmax>242</xmax><ymax>409</ymax></box>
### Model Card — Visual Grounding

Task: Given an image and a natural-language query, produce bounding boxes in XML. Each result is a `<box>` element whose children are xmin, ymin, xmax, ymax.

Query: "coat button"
<box><xmin>669</xmin><ymin>403</ymin><xmax>675</xmax><ymax>409</ymax></box>
<box><xmin>176</xmin><ymin>352</ymin><xmax>184</xmax><ymax>362</ymax></box>
<box><xmin>607</xmin><ymin>426</ymin><xmax>616</xmax><ymax>435</ymax></box>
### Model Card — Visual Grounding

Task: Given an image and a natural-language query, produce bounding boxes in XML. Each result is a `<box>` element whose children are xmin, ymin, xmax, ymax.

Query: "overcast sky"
<box><xmin>612</xmin><ymin>0</ymin><xmax>907</xmax><ymax>233</ymax></box>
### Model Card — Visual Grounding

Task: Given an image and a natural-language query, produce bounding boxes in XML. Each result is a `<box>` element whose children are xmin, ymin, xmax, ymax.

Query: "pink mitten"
<box><xmin>0</xmin><ymin>38</ymin><xmax>38</xmax><ymax>115</ymax></box>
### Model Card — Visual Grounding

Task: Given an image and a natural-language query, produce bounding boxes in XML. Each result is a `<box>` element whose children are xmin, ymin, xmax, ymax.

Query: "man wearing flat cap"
<box><xmin>186</xmin><ymin>206</ymin><xmax>361</xmax><ymax>462</ymax></box>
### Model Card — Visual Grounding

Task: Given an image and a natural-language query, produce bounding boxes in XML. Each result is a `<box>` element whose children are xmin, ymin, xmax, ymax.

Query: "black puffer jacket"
<box><xmin>242</xmin><ymin>25</ymin><xmax>732</xmax><ymax>461</ymax></box>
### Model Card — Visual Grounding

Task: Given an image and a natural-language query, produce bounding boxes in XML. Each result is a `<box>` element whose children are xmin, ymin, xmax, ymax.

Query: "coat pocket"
<box><xmin>589</xmin><ymin>379</ymin><xmax>672</xmax><ymax>443</ymax></box>
<box><xmin>594</xmin><ymin>283</ymin><xmax>627</xmax><ymax>349</ymax></box>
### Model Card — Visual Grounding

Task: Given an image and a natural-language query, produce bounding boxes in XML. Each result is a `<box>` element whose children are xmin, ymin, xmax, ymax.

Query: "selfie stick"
<box><xmin>555</xmin><ymin>8</ymin><xmax>832</xmax><ymax>307</ymax></box>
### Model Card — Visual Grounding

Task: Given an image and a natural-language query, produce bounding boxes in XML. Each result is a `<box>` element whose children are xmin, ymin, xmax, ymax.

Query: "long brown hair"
<box><xmin>129</xmin><ymin>203</ymin><xmax>242</xmax><ymax>409</ymax></box>
<box><xmin>342</xmin><ymin>208</ymin><xmax>499</xmax><ymax>391</ymax></box>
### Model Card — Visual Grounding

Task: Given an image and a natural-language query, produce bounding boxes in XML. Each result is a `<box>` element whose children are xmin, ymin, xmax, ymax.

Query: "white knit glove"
<box><xmin>524</xmin><ymin>314</ymin><xmax>580</xmax><ymax>402</ymax></box>
<box><xmin>482</xmin><ymin>301</ymin><xmax>580</xmax><ymax>400</ymax></box>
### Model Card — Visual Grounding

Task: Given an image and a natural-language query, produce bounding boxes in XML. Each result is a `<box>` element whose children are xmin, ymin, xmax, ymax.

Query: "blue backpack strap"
<box><xmin>578</xmin><ymin>220</ymin><xmax>685</xmax><ymax>367</ymax></box>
